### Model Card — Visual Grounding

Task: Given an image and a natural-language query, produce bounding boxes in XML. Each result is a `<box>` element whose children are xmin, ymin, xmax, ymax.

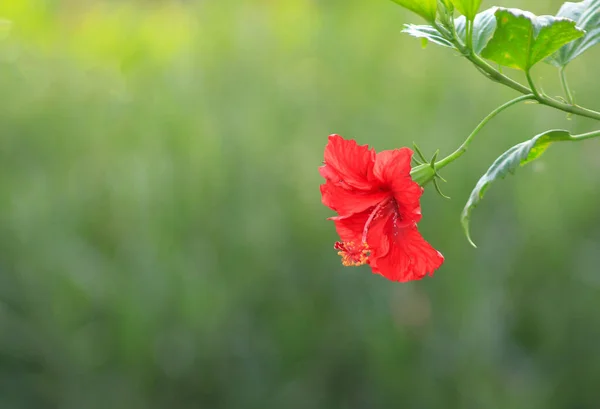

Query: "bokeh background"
<box><xmin>0</xmin><ymin>0</ymin><xmax>599</xmax><ymax>408</ymax></box>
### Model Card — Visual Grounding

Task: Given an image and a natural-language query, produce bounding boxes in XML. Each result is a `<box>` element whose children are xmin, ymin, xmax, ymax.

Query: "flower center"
<box><xmin>334</xmin><ymin>196</ymin><xmax>393</xmax><ymax>267</ymax></box>
<box><xmin>334</xmin><ymin>241</ymin><xmax>370</xmax><ymax>266</ymax></box>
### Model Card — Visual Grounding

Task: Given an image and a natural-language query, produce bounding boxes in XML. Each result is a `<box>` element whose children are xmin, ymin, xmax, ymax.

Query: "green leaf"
<box><xmin>547</xmin><ymin>0</ymin><xmax>600</xmax><ymax>67</ymax></box>
<box><xmin>461</xmin><ymin>129</ymin><xmax>573</xmax><ymax>247</ymax></box>
<box><xmin>440</xmin><ymin>0</ymin><xmax>453</xmax><ymax>9</ymax></box>
<box><xmin>455</xmin><ymin>7</ymin><xmax>498</xmax><ymax>54</ymax></box>
<box><xmin>480</xmin><ymin>8</ymin><xmax>585</xmax><ymax>70</ymax></box>
<box><xmin>402</xmin><ymin>24</ymin><xmax>453</xmax><ymax>48</ymax></box>
<box><xmin>451</xmin><ymin>0</ymin><xmax>483</xmax><ymax>20</ymax></box>
<box><xmin>390</xmin><ymin>0</ymin><xmax>437</xmax><ymax>22</ymax></box>
<box><xmin>403</xmin><ymin>7</ymin><xmax>498</xmax><ymax>54</ymax></box>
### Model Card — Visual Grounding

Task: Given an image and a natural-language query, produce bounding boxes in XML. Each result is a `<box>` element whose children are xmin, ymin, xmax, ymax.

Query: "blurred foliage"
<box><xmin>0</xmin><ymin>0</ymin><xmax>599</xmax><ymax>408</ymax></box>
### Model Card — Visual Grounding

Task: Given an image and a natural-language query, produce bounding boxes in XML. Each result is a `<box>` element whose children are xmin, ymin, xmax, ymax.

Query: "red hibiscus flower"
<box><xmin>320</xmin><ymin>134</ymin><xmax>444</xmax><ymax>282</ymax></box>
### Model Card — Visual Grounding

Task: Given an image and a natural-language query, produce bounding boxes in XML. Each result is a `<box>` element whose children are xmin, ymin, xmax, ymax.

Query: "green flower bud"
<box><xmin>410</xmin><ymin>163</ymin><xmax>437</xmax><ymax>186</ymax></box>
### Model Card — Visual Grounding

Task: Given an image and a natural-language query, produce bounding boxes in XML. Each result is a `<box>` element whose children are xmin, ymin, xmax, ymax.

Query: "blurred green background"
<box><xmin>0</xmin><ymin>0</ymin><xmax>599</xmax><ymax>408</ymax></box>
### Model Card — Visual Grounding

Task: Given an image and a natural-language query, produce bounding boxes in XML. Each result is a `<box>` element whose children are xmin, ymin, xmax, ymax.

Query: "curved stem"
<box><xmin>435</xmin><ymin>94</ymin><xmax>535</xmax><ymax>169</ymax></box>
<box><xmin>466</xmin><ymin>52</ymin><xmax>530</xmax><ymax>93</ymax></box>
<box><xmin>526</xmin><ymin>70</ymin><xmax>541</xmax><ymax>99</ymax></box>
<box><xmin>571</xmin><ymin>129</ymin><xmax>600</xmax><ymax>141</ymax></box>
<box><xmin>560</xmin><ymin>66</ymin><xmax>574</xmax><ymax>105</ymax></box>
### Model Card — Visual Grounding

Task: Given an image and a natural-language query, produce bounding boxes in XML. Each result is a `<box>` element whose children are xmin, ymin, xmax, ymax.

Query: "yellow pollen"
<box><xmin>334</xmin><ymin>241</ymin><xmax>371</xmax><ymax>267</ymax></box>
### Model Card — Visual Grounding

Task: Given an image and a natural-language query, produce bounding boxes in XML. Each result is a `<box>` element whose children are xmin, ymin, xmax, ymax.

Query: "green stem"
<box><xmin>465</xmin><ymin>53</ymin><xmax>600</xmax><ymax>121</ymax></box>
<box><xmin>435</xmin><ymin>94</ymin><xmax>535</xmax><ymax>169</ymax></box>
<box><xmin>571</xmin><ymin>129</ymin><xmax>600</xmax><ymax>141</ymax></box>
<box><xmin>466</xmin><ymin>20</ymin><xmax>473</xmax><ymax>51</ymax></box>
<box><xmin>560</xmin><ymin>66</ymin><xmax>574</xmax><ymax>105</ymax></box>
<box><xmin>466</xmin><ymin>52</ymin><xmax>530</xmax><ymax>93</ymax></box>
<box><xmin>430</xmin><ymin>23</ymin><xmax>600</xmax><ymax>125</ymax></box>
<box><xmin>526</xmin><ymin>70</ymin><xmax>541</xmax><ymax>99</ymax></box>
<box><xmin>538</xmin><ymin>92</ymin><xmax>600</xmax><ymax>120</ymax></box>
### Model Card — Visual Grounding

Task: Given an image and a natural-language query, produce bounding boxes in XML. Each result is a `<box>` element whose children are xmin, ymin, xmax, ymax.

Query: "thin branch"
<box><xmin>435</xmin><ymin>94</ymin><xmax>535</xmax><ymax>170</ymax></box>
<box><xmin>559</xmin><ymin>66</ymin><xmax>575</xmax><ymax>105</ymax></box>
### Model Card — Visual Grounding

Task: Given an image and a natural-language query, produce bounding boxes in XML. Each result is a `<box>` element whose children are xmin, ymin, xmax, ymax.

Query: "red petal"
<box><xmin>321</xmin><ymin>134</ymin><xmax>376</xmax><ymax>190</ymax></box>
<box><xmin>370</xmin><ymin>226</ymin><xmax>444</xmax><ymax>282</ymax></box>
<box><xmin>334</xmin><ymin>204</ymin><xmax>392</xmax><ymax>254</ymax></box>
<box><xmin>333</xmin><ymin>211</ymin><xmax>369</xmax><ymax>243</ymax></box>
<box><xmin>373</xmin><ymin>148</ymin><xmax>412</xmax><ymax>181</ymax></box>
<box><xmin>320</xmin><ymin>181</ymin><xmax>390</xmax><ymax>217</ymax></box>
<box><xmin>373</xmin><ymin>148</ymin><xmax>422</xmax><ymax>224</ymax></box>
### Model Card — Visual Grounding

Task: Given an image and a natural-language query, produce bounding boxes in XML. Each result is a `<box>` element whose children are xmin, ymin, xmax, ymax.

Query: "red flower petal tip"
<box><xmin>320</xmin><ymin>134</ymin><xmax>444</xmax><ymax>282</ymax></box>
